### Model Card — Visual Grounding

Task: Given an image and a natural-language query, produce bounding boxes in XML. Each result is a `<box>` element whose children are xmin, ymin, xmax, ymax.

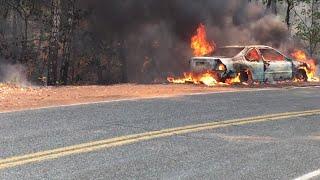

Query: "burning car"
<box><xmin>168</xmin><ymin>24</ymin><xmax>318</xmax><ymax>86</ymax></box>
<box><xmin>190</xmin><ymin>45</ymin><xmax>313</xmax><ymax>84</ymax></box>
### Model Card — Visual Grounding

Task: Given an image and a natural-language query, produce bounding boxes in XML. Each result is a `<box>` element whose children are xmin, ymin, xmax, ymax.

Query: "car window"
<box><xmin>195</xmin><ymin>61</ymin><xmax>210</xmax><ymax>66</ymax></box>
<box><xmin>245</xmin><ymin>48</ymin><xmax>261</xmax><ymax>62</ymax></box>
<box><xmin>214</xmin><ymin>47</ymin><xmax>244</xmax><ymax>58</ymax></box>
<box><xmin>260</xmin><ymin>49</ymin><xmax>285</xmax><ymax>61</ymax></box>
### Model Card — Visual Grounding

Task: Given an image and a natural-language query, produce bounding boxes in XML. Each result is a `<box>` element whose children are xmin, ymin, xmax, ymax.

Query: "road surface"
<box><xmin>1</xmin><ymin>87</ymin><xmax>320</xmax><ymax>179</ymax></box>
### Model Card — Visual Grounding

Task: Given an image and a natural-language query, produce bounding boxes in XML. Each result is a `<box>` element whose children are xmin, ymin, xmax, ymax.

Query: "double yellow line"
<box><xmin>1</xmin><ymin>109</ymin><xmax>320</xmax><ymax>170</ymax></box>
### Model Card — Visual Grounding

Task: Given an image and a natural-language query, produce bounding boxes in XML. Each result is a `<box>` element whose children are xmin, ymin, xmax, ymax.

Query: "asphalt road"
<box><xmin>1</xmin><ymin>87</ymin><xmax>320</xmax><ymax>179</ymax></box>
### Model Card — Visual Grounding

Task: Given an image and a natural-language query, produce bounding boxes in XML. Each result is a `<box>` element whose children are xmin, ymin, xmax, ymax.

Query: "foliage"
<box><xmin>0</xmin><ymin>0</ymin><xmax>318</xmax><ymax>85</ymax></box>
<box><xmin>294</xmin><ymin>0</ymin><xmax>320</xmax><ymax>56</ymax></box>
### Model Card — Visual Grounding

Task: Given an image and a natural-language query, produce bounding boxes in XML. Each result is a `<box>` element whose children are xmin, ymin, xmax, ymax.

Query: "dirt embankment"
<box><xmin>0</xmin><ymin>83</ymin><xmax>236</xmax><ymax>112</ymax></box>
<box><xmin>0</xmin><ymin>82</ymin><xmax>319</xmax><ymax>112</ymax></box>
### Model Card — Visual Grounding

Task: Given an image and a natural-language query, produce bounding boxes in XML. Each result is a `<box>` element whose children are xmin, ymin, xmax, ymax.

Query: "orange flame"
<box><xmin>191</xmin><ymin>24</ymin><xmax>215</xmax><ymax>56</ymax></box>
<box><xmin>167</xmin><ymin>71</ymin><xmax>242</xmax><ymax>86</ymax></box>
<box><xmin>167</xmin><ymin>71</ymin><xmax>218</xmax><ymax>86</ymax></box>
<box><xmin>291</xmin><ymin>49</ymin><xmax>319</xmax><ymax>82</ymax></box>
<box><xmin>225</xmin><ymin>73</ymin><xmax>241</xmax><ymax>84</ymax></box>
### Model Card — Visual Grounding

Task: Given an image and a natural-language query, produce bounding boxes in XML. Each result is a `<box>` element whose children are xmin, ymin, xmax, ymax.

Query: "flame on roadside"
<box><xmin>167</xmin><ymin>71</ymin><xmax>218</xmax><ymax>86</ymax></box>
<box><xmin>225</xmin><ymin>73</ymin><xmax>241</xmax><ymax>84</ymax></box>
<box><xmin>167</xmin><ymin>71</ymin><xmax>242</xmax><ymax>86</ymax></box>
<box><xmin>191</xmin><ymin>24</ymin><xmax>215</xmax><ymax>56</ymax></box>
<box><xmin>291</xmin><ymin>49</ymin><xmax>319</xmax><ymax>82</ymax></box>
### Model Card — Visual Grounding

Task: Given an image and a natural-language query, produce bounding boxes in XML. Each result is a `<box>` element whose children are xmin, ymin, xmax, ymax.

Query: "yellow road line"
<box><xmin>1</xmin><ymin>109</ymin><xmax>320</xmax><ymax>170</ymax></box>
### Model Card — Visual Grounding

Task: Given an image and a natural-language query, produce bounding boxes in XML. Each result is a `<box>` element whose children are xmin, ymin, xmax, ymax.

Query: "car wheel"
<box><xmin>239</xmin><ymin>70</ymin><xmax>253</xmax><ymax>84</ymax></box>
<box><xmin>295</xmin><ymin>69</ymin><xmax>308</xmax><ymax>82</ymax></box>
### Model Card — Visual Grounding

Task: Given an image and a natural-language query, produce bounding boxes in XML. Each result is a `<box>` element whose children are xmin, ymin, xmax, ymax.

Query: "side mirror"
<box><xmin>285</xmin><ymin>57</ymin><xmax>292</xmax><ymax>62</ymax></box>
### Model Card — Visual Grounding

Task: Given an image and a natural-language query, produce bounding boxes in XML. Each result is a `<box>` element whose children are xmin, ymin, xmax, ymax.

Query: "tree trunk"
<box><xmin>24</xmin><ymin>16</ymin><xmax>28</xmax><ymax>42</ymax></box>
<box><xmin>309</xmin><ymin>0</ymin><xmax>315</xmax><ymax>56</ymax></box>
<box><xmin>47</xmin><ymin>0</ymin><xmax>61</xmax><ymax>85</ymax></box>
<box><xmin>11</xmin><ymin>10</ymin><xmax>18</xmax><ymax>62</ymax></box>
<box><xmin>266</xmin><ymin>0</ymin><xmax>277</xmax><ymax>14</ymax></box>
<box><xmin>285</xmin><ymin>0</ymin><xmax>293</xmax><ymax>29</ymax></box>
<box><xmin>119</xmin><ymin>40</ymin><xmax>128</xmax><ymax>83</ymax></box>
<box><xmin>60</xmin><ymin>0</ymin><xmax>75</xmax><ymax>85</ymax></box>
<box><xmin>21</xmin><ymin>16</ymin><xmax>28</xmax><ymax>63</ymax></box>
<box><xmin>266</xmin><ymin>0</ymin><xmax>272</xmax><ymax>9</ymax></box>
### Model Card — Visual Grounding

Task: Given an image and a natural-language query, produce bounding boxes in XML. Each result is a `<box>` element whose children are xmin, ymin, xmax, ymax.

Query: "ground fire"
<box><xmin>167</xmin><ymin>71</ymin><xmax>219</xmax><ymax>86</ymax></box>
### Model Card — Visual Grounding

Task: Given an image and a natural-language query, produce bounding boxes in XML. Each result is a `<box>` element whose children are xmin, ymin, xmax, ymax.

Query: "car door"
<box><xmin>242</xmin><ymin>48</ymin><xmax>264</xmax><ymax>82</ymax></box>
<box><xmin>259</xmin><ymin>48</ymin><xmax>293</xmax><ymax>81</ymax></box>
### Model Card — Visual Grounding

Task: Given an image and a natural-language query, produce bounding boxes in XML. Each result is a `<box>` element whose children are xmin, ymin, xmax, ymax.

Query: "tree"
<box><xmin>294</xmin><ymin>0</ymin><xmax>320</xmax><ymax>56</ymax></box>
<box><xmin>266</xmin><ymin>0</ymin><xmax>278</xmax><ymax>14</ymax></box>
<box><xmin>0</xmin><ymin>0</ymin><xmax>41</xmax><ymax>63</ymax></box>
<box><xmin>285</xmin><ymin>0</ymin><xmax>295</xmax><ymax>28</ymax></box>
<box><xmin>47</xmin><ymin>0</ymin><xmax>61</xmax><ymax>85</ymax></box>
<box><xmin>60</xmin><ymin>0</ymin><xmax>76</xmax><ymax>85</ymax></box>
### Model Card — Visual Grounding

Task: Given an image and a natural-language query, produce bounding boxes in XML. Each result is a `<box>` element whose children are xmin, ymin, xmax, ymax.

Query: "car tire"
<box><xmin>295</xmin><ymin>69</ymin><xmax>308</xmax><ymax>82</ymax></box>
<box><xmin>239</xmin><ymin>70</ymin><xmax>253</xmax><ymax>85</ymax></box>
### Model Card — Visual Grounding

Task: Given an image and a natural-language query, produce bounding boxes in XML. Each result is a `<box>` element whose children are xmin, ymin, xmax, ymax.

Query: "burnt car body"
<box><xmin>190</xmin><ymin>45</ymin><xmax>309</xmax><ymax>83</ymax></box>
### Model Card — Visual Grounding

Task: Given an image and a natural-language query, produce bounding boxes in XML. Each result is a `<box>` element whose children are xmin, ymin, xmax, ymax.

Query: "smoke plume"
<box><xmin>0</xmin><ymin>62</ymin><xmax>30</xmax><ymax>86</ymax></box>
<box><xmin>75</xmin><ymin>0</ymin><xmax>291</xmax><ymax>82</ymax></box>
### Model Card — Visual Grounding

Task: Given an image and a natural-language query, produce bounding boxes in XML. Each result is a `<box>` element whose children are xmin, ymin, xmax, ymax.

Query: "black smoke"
<box><xmin>79</xmin><ymin>0</ymin><xmax>290</xmax><ymax>82</ymax></box>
